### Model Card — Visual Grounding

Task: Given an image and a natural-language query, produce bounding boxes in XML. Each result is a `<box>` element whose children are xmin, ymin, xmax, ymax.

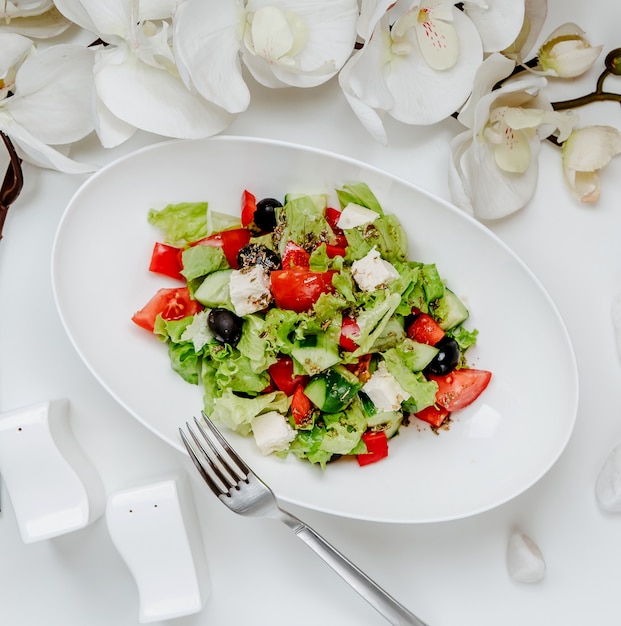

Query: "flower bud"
<box><xmin>605</xmin><ymin>48</ymin><xmax>621</xmax><ymax>75</ymax></box>
<box><xmin>562</xmin><ymin>125</ymin><xmax>621</xmax><ymax>203</ymax></box>
<box><xmin>538</xmin><ymin>23</ymin><xmax>602</xmax><ymax>78</ymax></box>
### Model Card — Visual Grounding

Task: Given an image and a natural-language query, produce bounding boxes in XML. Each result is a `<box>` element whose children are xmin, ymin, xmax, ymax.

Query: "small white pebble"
<box><xmin>595</xmin><ymin>443</ymin><xmax>621</xmax><ymax>512</ymax></box>
<box><xmin>506</xmin><ymin>532</ymin><xmax>546</xmax><ymax>583</ymax></box>
<box><xmin>612</xmin><ymin>290</ymin><xmax>621</xmax><ymax>361</ymax></box>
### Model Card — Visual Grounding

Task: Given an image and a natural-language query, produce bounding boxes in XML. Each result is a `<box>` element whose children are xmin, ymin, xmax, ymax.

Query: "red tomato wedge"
<box><xmin>325</xmin><ymin>207</ymin><xmax>348</xmax><ymax>248</ymax></box>
<box><xmin>406</xmin><ymin>313</ymin><xmax>445</xmax><ymax>345</ymax></box>
<box><xmin>191</xmin><ymin>228</ymin><xmax>251</xmax><ymax>269</ymax></box>
<box><xmin>291</xmin><ymin>385</ymin><xmax>313</xmax><ymax>426</ymax></box>
<box><xmin>148</xmin><ymin>242</ymin><xmax>184</xmax><ymax>280</ymax></box>
<box><xmin>414</xmin><ymin>404</ymin><xmax>450</xmax><ymax>428</ymax></box>
<box><xmin>428</xmin><ymin>369</ymin><xmax>492</xmax><ymax>412</ymax></box>
<box><xmin>357</xmin><ymin>430</ymin><xmax>389</xmax><ymax>466</ymax></box>
<box><xmin>132</xmin><ymin>287</ymin><xmax>203</xmax><ymax>332</ymax></box>
<box><xmin>270</xmin><ymin>268</ymin><xmax>336</xmax><ymax>312</ymax></box>
<box><xmin>339</xmin><ymin>316</ymin><xmax>360</xmax><ymax>351</ymax></box>
<box><xmin>268</xmin><ymin>357</ymin><xmax>309</xmax><ymax>396</ymax></box>
<box><xmin>240</xmin><ymin>189</ymin><xmax>257</xmax><ymax>227</ymax></box>
<box><xmin>281</xmin><ymin>241</ymin><xmax>310</xmax><ymax>269</ymax></box>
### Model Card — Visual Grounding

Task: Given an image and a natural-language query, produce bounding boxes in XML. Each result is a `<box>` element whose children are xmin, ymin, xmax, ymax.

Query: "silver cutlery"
<box><xmin>180</xmin><ymin>413</ymin><xmax>429</xmax><ymax>626</ymax></box>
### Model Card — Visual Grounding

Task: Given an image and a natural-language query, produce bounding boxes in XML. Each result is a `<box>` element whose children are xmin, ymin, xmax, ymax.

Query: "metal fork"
<box><xmin>180</xmin><ymin>413</ymin><xmax>428</xmax><ymax>626</ymax></box>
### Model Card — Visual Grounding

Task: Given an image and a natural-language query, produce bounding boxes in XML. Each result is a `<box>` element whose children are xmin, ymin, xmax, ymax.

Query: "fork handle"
<box><xmin>279</xmin><ymin>510</ymin><xmax>428</xmax><ymax>626</ymax></box>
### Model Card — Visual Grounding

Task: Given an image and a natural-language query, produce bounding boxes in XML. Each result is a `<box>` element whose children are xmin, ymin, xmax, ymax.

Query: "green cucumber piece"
<box><xmin>291</xmin><ymin>334</ymin><xmax>340</xmax><ymax>376</ymax></box>
<box><xmin>366</xmin><ymin>410</ymin><xmax>404</xmax><ymax>439</ymax></box>
<box><xmin>194</xmin><ymin>269</ymin><xmax>233</xmax><ymax>308</ymax></box>
<box><xmin>304</xmin><ymin>366</ymin><xmax>361</xmax><ymax>413</ymax></box>
<box><xmin>436</xmin><ymin>288</ymin><xmax>469</xmax><ymax>330</ymax></box>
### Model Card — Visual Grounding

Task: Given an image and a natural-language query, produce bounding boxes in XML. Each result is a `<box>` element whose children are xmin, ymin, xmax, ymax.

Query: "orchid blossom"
<box><xmin>536</xmin><ymin>23</ymin><xmax>602</xmax><ymax>78</ymax></box>
<box><xmin>0</xmin><ymin>35</ymin><xmax>98</xmax><ymax>172</ymax></box>
<box><xmin>502</xmin><ymin>0</ymin><xmax>548</xmax><ymax>63</ymax></box>
<box><xmin>448</xmin><ymin>53</ymin><xmax>578</xmax><ymax>219</ymax></box>
<box><xmin>53</xmin><ymin>0</ymin><xmax>236</xmax><ymax>147</ymax></box>
<box><xmin>461</xmin><ymin>0</ymin><xmax>525</xmax><ymax>54</ymax></box>
<box><xmin>0</xmin><ymin>1</ymin><xmax>71</xmax><ymax>38</ymax></box>
<box><xmin>340</xmin><ymin>0</ymin><xmax>484</xmax><ymax>143</ymax></box>
<box><xmin>172</xmin><ymin>0</ymin><xmax>358</xmax><ymax>115</ymax></box>
<box><xmin>562</xmin><ymin>125</ymin><xmax>621</xmax><ymax>203</ymax></box>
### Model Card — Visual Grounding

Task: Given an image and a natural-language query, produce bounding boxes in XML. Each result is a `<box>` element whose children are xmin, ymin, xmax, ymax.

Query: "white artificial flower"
<box><xmin>0</xmin><ymin>1</ymin><xmax>71</xmax><ymax>38</ymax></box>
<box><xmin>536</xmin><ymin>23</ymin><xmax>602</xmax><ymax>78</ymax></box>
<box><xmin>0</xmin><ymin>32</ymin><xmax>35</xmax><ymax>99</ymax></box>
<box><xmin>340</xmin><ymin>0</ymin><xmax>483</xmax><ymax>142</ymax></box>
<box><xmin>562</xmin><ymin>125</ymin><xmax>621</xmax><ymax>203</ymax></box>
<box><xmin>172</xmin><ymin>0</ymin><xmax>358</xmax><ymax>115</ymax></box>
<box><xmin>448</xmin><ymin>52</ymin><xmax>578</xmax><ymax>219</ymax></box>
<box><xmin>461</xmin><ymin>0</ymin><xmax>525</xmax><ymax>54</ymax></box>
<box><xmin>53</xmin><ymin>0</ymin><xmax>236</xmax><ymax>147</ymax></box>
<box><xmin>502</xmin><ymin>0</ymin><xmax>548</xmax><ymax>63</ymax></box>
<box><xmin>0</xmin><ymin>41</ymin><xmax>98</xmax><ymax>172</ymax></box>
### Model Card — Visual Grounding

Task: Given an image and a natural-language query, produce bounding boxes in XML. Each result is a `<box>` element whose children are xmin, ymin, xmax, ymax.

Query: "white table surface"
<box><xmin>2</xmin><ymin>2</ymin><xmax>621</xmax><ymax>624</ymax></box>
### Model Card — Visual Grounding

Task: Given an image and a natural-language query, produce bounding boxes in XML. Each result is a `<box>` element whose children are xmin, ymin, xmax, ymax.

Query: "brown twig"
<box><xmin>0</xmin><ymin>131</ymin><xmax>24</xmax><ymax>242</ymax></box>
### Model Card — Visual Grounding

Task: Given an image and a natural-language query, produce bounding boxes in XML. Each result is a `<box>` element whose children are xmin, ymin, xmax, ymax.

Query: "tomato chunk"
<box><xmin>291</xmin><ymin>385</ymin><xmax>313</xmax><ymax>426</ymax></box>
<box><xmin>325</xmin><ymin>207</ymin><xmax>348</xmax><ymax>248</ymax></box>
<box><xmin>148</xmin><ymin>242</ymin><xmax>184</xmax><ymax>281</ymax></box>
<box><xmin>192</xmin><ymin>228</ymin><xmax>251</xmax><ymax>269</ymax></box>
<box><xmin>428</xmin><ymin>369</ymin><xmax>492</xmax><ymax>412</ymax></box>
<box><xmin>240</xmin><ymin>190</ymin><xmax>256</xmax><ymax>227</ymax></box>
<box><xmin>282</xmin><ymin>241</ymin><xmax>310</xmax><ymax>269</ymax></box>
<box><xmin>407</xmin><ymin>313</ymin><xmax>445</xmax><ymax>345</ymax></box>
<box><xmin>357</xmin><ymin>431</ymin><xmax>389</xmax><ymax>466</ymax></box>
<box><xmin>339</xmin><ymin>316</ymin><xmax>360</xmax><ymax>351</ymax></box>
<box><xmin>414</xmin><ymin>404</ymin><xmax>450</xmax><ymax>428</ymax></box>
<box><xmin>132</xmin><ymin>287</ymin><xmax>202</xmax><ymax>332</ymax></box>
<box><xmin>268</xmin><ymin>357</ymin><xmax>309</xmax><ymax>396</ymax></box>
<box><xmin>270</xmin><ymin>268</ymin><xmax>336</xmax><ymax>312</ymax></box>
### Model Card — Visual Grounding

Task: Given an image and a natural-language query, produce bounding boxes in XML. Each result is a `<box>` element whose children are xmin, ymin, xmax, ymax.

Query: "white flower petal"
<box><xmin>94</xmin><ymin>46</ymin><xmax>236</xmax><ymax>139</ymax></box>
<box><xmin>448</xmin><ymin>130</ymin><xmax>475</xmax><ymax>215</ymax></box>
<box><xmin>0</xmin><ymin>32</ymin><xmax>34</xmax><ymax>98</ymax></box>
<box><xmin>457</xmin><ymin>52</ymin><xmax>516</xmax><ymax>129</ymax></box>
<box><xmin>242</xmin><ymin>0</ymin><xmax>358</xmax><ymax>88</ymax></box>
<box><xmin>563</xmin><ymin>125</ymin><xmax>621</xmax><ymax>171</ymax></box>
<box><xmin>93</xmin><ymin>95</ymin><xmax>137</xmax><ymax>148</ymax></box>
<box><xmin>138</xmin><ymin>0</ymin><xmax>180</xmax><ymax>21</ymax></box>
<box><xmin>1</xmin><ymin>117</ymin><xmax>97</xmax><ymax>173</ymax></box>
<box><xmin>54</xmin><ymin>0</ymin><xmax>129</xmax><ymax>40</ymax></box>
<box><xmin>0</xmin><ymin>6</ymin><xmax>71</xmax><ymax>38</ymax></box>
<box><xmin>357</xmin><ymin>0</ymin><xmax>395</xmax><ymax>40</ymax></box>
<box><xmin>502</xmin><ymin>0</ymin><xmax>547</xmax><ymax>62</ymax></box>
<box><xmin>386</xmin><ymin>8</ymin><xmax>483</xmax><ymax>125</ymax></box>
<box><xmin>173</xmin><ymin>0</ymin><xmax>249</xmax><ymax>113</ymax></box>
<box><xmin>5</xmin><ymin>44</ymin><xmax>96</xmax><ymax>144</ymax></box>
<box><xmin>458</xmin><ymin>134</ymin><xmax>540</xmax><ymax>219</ymax></box>
<box><xmin>463</xmin><ymin>0</ymin><xmax>525</xmax><ymax>53</ymax></box>
<box><xmin>411</xmin><ymin>2</ymin><xmax>459</xmax><ymax>71</ymax></box>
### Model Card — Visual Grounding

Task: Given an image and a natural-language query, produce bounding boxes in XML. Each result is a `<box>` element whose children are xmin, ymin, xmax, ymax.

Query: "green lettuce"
<box><xmin>336</xmin><ymin>183</ymin><xmax>384</xmax><ymax>215</ymax></box>
<box><xmin>148</xmin><ymin>202</ymin><xmax>209</xmax><ymax>246</ymax></box>
<box><xmin>382</xmin><ymin>348</ymin><xmax>438</xmax><ymax>412</ymax></box>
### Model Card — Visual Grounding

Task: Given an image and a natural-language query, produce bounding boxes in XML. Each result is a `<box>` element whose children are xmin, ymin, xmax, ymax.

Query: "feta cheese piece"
<box><xmin>251</xmin><ymin>411</ymin><xmax>296</xmax><ymax>456</ymax></box>
<box><xmin>362</xmin><ymin>361</ymin><xmax>410</xmax><ymax>411</ymax></box>
<box><xmin>180</xmin><ymin>310</ymin><xmax>213</xmax><ymax>352</ymax></box>
<box><xmin>229</xmin><ymin>265</ymin><xmax>272</xmax><ymax>316</ymax></box>
<box><xmin>336</xmin><ymin>203</ymin><xmax>379</xmax><ymax>229</ymax></box>
<box><xmin>351</xmin><ymin>246</ymin><xmax>400</xmax><ymax>292</ymax></box>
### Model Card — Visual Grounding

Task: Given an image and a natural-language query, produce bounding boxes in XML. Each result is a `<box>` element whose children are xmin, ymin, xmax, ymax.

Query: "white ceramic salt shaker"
<box><xmin>105</xmin><ymin>473</ymin><xmax>211</xmax><ymax>623</ymax></box>
<box><xmin>0</xmin><ymin>398</ymin><xmax>105</xmax><ymax>542</ymax></box>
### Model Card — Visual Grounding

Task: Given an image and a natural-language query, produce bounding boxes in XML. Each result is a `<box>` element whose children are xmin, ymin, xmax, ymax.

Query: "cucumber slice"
<box><xmin>366</xmin><ymin>410</ymin><xmax>404</xmax><ymax>439</ymax></box>
<box><xmin>194</xmin><ymin>269</ymin><xmax>233</xmax><ymax>308</ymax></box>
<box><xmin>291</xmin><ymin>334</ymin><xmax>340</xmax><ymax>375</ymax></box>
<box><xmin>436</xmin><ymin>288</ymin><xmax>469</xmax><ymax>330</ymax></box>
<box><xmin>304</xmin><ymin>366</ymin><xmax>361</xmax><ymax>413</ymax></box>
<box><xmin>401</xmin><ymin>340</ymin><xmax>439</xmax><ymax>372</ymax></box>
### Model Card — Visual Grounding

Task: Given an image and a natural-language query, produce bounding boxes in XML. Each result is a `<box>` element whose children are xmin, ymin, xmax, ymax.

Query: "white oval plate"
<box><xmin>52</xmin><ymin>136</ymin><xmax>578</xmax><ymax>523</ymax></box>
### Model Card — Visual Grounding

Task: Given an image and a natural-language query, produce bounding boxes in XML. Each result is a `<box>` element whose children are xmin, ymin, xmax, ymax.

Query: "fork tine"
<box><xmin>179</xmin><ymin>426</ymin><xmax>225</xmax><ymax>498</ymax></box>
<box><xmin>185</xmin><ymin>421</ymin><xmax>239</xmax><ymax>492</ymax></box>
<box><xmin>198</xmin><ymin>411</ymin><xmax>250</xmax><ymax>479</ymax></box>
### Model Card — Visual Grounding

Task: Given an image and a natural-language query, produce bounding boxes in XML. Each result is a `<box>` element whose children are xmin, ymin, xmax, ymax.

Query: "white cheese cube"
<box><xmin>351</xmin><ymin>246</ymin><xmax>400</xmax><ymax>292</ymax></box>
<box><xmin>229</xmin><ymin>265</ymin><xmax>272</xmax><ymax>316</ymax></box>
<box><xmin>336</xmin><ymin>203</ymin><xmax>380</xmax><ymax>229</ymax></box>
<box><xmin>362</xmin><ymin>361</ymin><xmax>411</xmax><ymax>411</ymax></box>
<box><xmin>252</xmin><ymin>411</ymin><xmax>296</xmax><ymax>455</ymax></box>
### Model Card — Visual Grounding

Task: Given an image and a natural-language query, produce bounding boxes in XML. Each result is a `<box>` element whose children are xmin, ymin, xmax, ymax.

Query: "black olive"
<box><xmin>237</xmin><ymin>243</ymin><xmax>281</xmax><ymax>271</ymax></box>
<box><xmin>254</xmin><ymin>197</ymin><xmax>282</xmax><ymax>232</ymax></box>
<box><xmin>208</xmin><ymin>308</ymin><xmax>243</xmax><ymax>345</ymax></box>
<box><xmin>424</xmin><ymin>336</ymin><xmax>460</xmax><ymax>376</ymax></box>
